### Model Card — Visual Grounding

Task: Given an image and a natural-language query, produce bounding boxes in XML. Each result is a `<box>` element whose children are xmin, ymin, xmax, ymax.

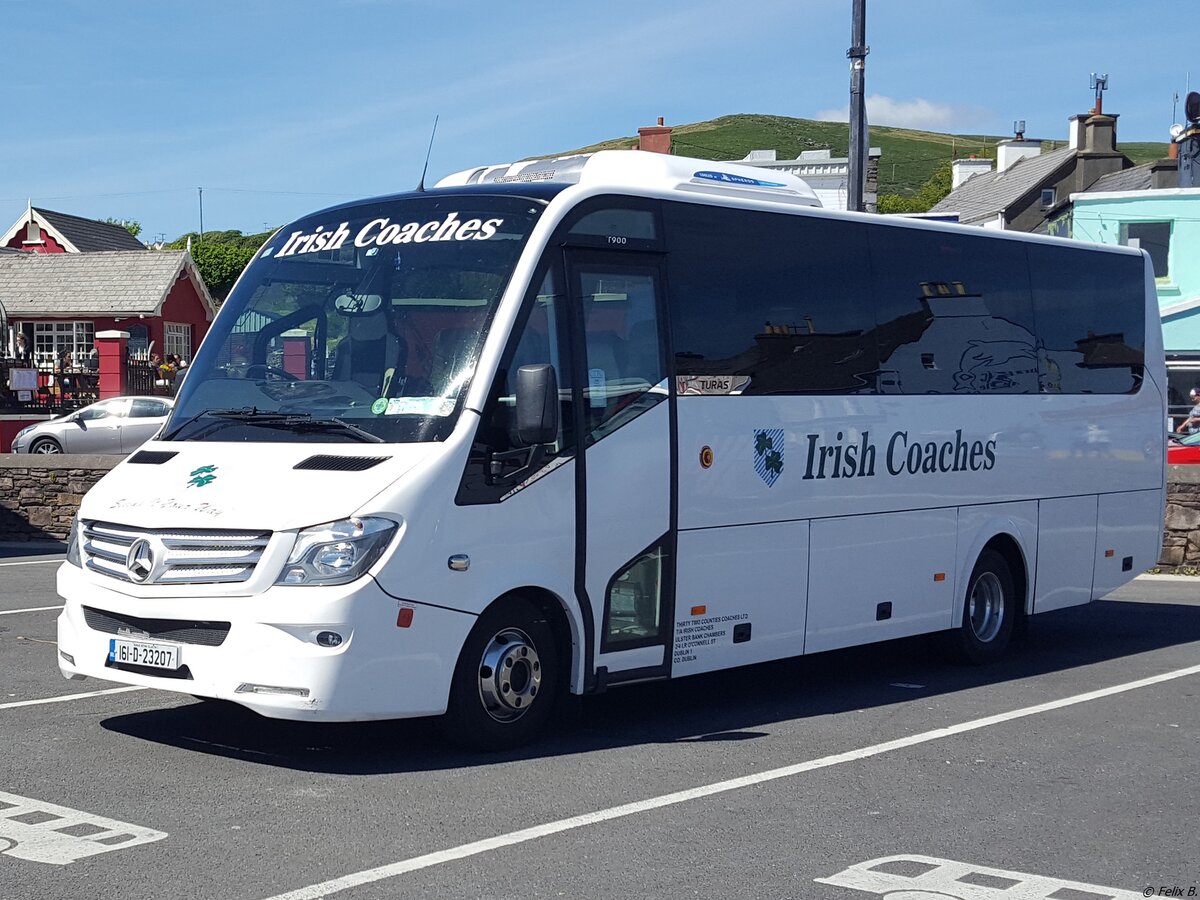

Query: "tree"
<box><xmin>877</xmin><ymin>160</ymin><xmax>957</xmax><ymax>215</ymax></box>
<box><xmin>166</xmin><ymin>228</ymin><xmax>275</xmax><ymax>302</ymax></box>
<box><xmin>102</xmin><ymin>217</ymin><xmax>142</xmax><ymax>238</ymax></box>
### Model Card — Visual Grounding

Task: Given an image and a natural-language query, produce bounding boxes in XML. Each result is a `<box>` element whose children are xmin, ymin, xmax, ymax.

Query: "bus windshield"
<box><xmin>168</xmin><ymin>195</ymin><xmax>542</xmax><ymax>444</ymax></box>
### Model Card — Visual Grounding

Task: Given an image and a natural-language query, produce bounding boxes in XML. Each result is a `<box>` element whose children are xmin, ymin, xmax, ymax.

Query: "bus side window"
<box><xmin>486</xmin><ymin>270</ymin><xmax>575</xmax><ymax>460</ymax></box>
<box><xmin>579</xmin><ymin>269</ymin><xmax>666</xmax><ymax>443</ymax></box>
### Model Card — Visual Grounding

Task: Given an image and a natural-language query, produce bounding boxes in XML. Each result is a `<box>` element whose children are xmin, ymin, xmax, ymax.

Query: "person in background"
<box><xmin>1181</xmin><ymin>388</ymin><xmax>1200</xmax><ymax>435</ymax></box>
<box><xmin>56</xmin><ymin>349</ymin><xmax>75</xmax><ymax>396</ymax></box>
<box><xmin>13</xmin><ymin>332</ymin><xmax>31</xmax><ymax>363</ymax></box>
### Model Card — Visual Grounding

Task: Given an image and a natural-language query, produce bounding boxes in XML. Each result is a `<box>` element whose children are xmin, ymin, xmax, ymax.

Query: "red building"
<box><xmin>1</xmin><ymin>205</ymin><xmax>148</xmax><ymax>254</ymax></box>
<box><xmin>0</xmin><ymin>249</ymin><xmax>215</xmax><ymax>365</ymax></box>
<box><xmin>0</xmin><ymin>206</ymin><xmax>215</xmax><ymax>364</ymax></box>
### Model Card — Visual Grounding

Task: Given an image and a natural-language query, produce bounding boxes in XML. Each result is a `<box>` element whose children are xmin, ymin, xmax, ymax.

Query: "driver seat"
<box><xmin>334</xmin><ymin>309</ymin><xmax>408</xmax><ymax>395</ymax></box>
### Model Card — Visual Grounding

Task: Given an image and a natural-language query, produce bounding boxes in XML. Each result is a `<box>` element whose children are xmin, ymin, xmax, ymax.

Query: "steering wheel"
<box><xmin>244</xmin><ymin>364</ymin><xmax>298</xmax><ymax>382</ymax></box>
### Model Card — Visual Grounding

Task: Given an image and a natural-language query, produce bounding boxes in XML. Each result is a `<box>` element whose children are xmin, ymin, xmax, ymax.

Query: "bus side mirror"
<box><xmin>515</xmin><ymin>364</ymin><xmax>559</xmax><ymax>446</ymax></box>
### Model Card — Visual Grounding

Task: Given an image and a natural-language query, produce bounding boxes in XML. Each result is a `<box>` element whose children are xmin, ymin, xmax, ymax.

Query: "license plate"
<box><xmin>108</xmin><ymin>637</ymin><xmax>181</xmax><ymax>670</ymax></box>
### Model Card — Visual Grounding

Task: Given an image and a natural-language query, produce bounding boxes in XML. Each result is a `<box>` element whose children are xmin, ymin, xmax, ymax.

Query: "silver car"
<box><xmin>11</xmin><ymin>397</ymin><xmax>174</xmax><ymax>455</ymax></box>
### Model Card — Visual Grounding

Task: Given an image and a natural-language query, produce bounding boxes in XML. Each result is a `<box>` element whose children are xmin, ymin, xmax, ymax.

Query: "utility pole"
<box><xmin>198</xmin><ymin>187</ymin><xmax>204</xmax><ymax>242</ymax></box>
<box><xmin>847</xmin><ymin>0</ymin><xmax>869</xmax><ymax>212</ymax></box>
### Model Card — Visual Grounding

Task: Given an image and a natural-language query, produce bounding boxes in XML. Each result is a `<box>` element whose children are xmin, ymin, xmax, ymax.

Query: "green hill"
<box><xmin>551</xmin><ymin>113</ymin><xmax>1169</xmax><ymax>199</ymax></box>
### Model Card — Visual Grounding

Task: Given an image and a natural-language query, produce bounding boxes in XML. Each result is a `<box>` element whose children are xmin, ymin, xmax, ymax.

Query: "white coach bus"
<box><xmin>56</xmin><ymin>151</ymin><xmax>1166</xmax><ymax>747</ymax></box>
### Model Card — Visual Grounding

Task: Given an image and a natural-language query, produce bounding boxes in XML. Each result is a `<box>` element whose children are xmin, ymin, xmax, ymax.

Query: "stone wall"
<box><xmin>0</xmin><ymin>456</ymin><xmax>119</xmax><ymax>542</ymax></box>
<box><xmin>1160</xmin><ymin>465</ymin><xmax>1200</xmax><ymax>568</ymax></box>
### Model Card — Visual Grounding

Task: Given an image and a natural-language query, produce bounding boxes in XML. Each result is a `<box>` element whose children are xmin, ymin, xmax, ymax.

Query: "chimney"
<box><xmin>952</xmin><ymin>155</ymin><xmax>994</xmax><ymax>188</ymax></box>
<box><xmin>1067</xmin><ymin>113</ymin><xmax>1091</xmax><ymax>149</ymax></box>
<box><xmin>637</xmin><ymin>116</ymin><xmax>672</xmax><ymax>154</ymax></box>
<box><xmin>1083</xmin><ymin>113</ymin><xmax>1118</xmax><ymax>153</ymax></box>
<box><xmin>1076</xmin><ymin>112</ymin><xmax>1125</xmax><ymax>192</ymax></box>
<box><xmin>1150</xmin><ymin>158</ymin><xmax>1179</xmax><ymax>189</ymax></box>
<box><xmin>997</xmin><ymin>139</ymin><xmax>1041</xmax><ymax>173</ymax></box>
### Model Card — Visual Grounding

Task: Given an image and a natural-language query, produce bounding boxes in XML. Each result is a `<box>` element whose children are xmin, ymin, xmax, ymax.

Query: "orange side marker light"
<box><xmin>933</xmin><ymin>573</ymin><xmax>946</xmax><ymax>582</ymax></box>
<box><xmin>397</xmin><ymin>607</ymin><xmax>414</xmax><ymax>628</ymax></box>
<box><xmin>691</xmin><ymin>605</ymin><xmax>707</xmax><ymax>617</ymax></box>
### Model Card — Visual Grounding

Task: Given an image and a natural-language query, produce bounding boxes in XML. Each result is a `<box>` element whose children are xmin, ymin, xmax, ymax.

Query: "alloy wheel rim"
<box><xmin>477</xmin><ymin>627</ymin><xmax>542</xmax><ymax>723</ymax></box>
<box><xmin>968</xmin><ymin>571</ymin><xmax>1005</xmax><ymax>643</ymax></box>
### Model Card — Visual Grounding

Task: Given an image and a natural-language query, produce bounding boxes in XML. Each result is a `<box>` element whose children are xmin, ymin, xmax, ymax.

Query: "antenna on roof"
<box><xmin>1089</xmin><ymin>72</ymin><xmax>1109</xmax><ymax>115</ymax></box>
<box><xmin>416</xmin><ymin>115</ymin><xmax>440</xmax><ymax>192</ymax></box>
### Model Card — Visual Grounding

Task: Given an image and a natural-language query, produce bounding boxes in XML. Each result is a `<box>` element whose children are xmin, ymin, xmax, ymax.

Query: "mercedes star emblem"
<box><xmin>126</xmin><ymin>538</ymin><xmax>155</xmax><ymax>584</ymax></box>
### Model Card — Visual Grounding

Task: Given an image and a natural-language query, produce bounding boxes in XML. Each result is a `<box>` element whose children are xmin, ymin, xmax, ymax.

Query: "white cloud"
<box><xmin>814</xmin><ymin>95</ymin><xmax>984</xmax><ymax>132</ymax></box>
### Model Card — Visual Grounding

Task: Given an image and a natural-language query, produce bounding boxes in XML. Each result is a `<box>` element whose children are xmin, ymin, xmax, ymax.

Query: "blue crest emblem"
<box><xmin>753</xmin><ymin>428</ymin><xmax>784</xmax><ymax>487</ymax></box>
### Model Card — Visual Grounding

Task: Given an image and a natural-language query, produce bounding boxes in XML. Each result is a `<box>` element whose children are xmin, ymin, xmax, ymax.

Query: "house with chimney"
<box><xmin>928</xmin><ymin>112</ymin><xmax>1134</xmax><ymax>232</ymax></box>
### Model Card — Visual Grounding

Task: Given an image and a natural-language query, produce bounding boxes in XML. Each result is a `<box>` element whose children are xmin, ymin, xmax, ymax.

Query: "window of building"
<box><xmin>164</xmin><ymin>323</ymin><xmax>193</xmax><ymax>362</ymax></box>
<box><xmin>1119</xmin><ymin>221</ymin><xmax>1170</xmax><ymax>278</ymax></box>
<box><xmin>31</xmin><ymin>321</ymin><xmax>94</xmax><ymax>367</ymax></box>
<box><xmin>1040</xmin><ymin>188</ymin><xmax>1057</xmax><ymax>208</ymax></box>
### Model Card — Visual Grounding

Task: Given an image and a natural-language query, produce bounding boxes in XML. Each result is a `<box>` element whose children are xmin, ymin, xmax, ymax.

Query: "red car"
<box><xmin>1168</xmin><ymin>432</ymin><xmax>1200</xmax><ymax>464</ymax></box>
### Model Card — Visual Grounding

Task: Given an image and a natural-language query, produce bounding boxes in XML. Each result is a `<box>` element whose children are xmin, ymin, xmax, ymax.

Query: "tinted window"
<box><xmin>130</xmin><ymin>399</ymin><xmax>169</xmax><ymax>418</ymax></box>
<box><xmin>868</xmin><ymin>226</ymin><xmax>1038</xmax><ymax>394</ymax></box>
<box><xmin>665</xmin><ymin>203</ymin><xmax>878</xmax><ymax>394</ymax></box>
<box><xmin>1027</xmin><ymin>244</ymin><xmax>1144</xmax><ymax>394</ymax></box>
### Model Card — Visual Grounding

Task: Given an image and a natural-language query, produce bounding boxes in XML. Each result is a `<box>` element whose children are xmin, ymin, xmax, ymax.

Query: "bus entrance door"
<box><xmin>568</xmin><ymin>254</ymin><xmax>674</xmax><ymax>683</ymax></box>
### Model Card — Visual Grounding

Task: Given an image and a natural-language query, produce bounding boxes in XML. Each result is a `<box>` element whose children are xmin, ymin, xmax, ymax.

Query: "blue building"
<box><xmin>1061</xmin><ymin>164</ymin><xmax>1200</xmax><ymax>424</ymax></box>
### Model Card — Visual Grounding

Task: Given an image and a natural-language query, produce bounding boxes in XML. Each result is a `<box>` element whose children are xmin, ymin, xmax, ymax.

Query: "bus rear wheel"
<box><xmin>439</xmin><ymin>597</ymin><xmax>559</xmax><ymax>750</ymax></box>
<box><xmin>952</xmin><ymin>548</ymin><xmax>1016</xmax><ymax>665</ymax></box>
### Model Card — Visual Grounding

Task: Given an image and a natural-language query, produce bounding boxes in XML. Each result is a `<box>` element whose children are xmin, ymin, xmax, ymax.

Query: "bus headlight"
<box><xmin>277</xmin><ymin>516</ymin><xmax>397</xmax><ymax>586</ymax></box>
<box><xmin>65</xmin><ymin>515</ymin><xmax>82</xmax><ymax>568</ymax></box>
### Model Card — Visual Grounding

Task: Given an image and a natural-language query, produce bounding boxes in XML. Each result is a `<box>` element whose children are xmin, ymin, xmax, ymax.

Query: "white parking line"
<box><xmin>0</xmin><ymin>686</ymin><xmax>147</xmax><ymax>711</ymax></box>
<box><xmin>0</xmin><ymin>606</ymin><xmax>63</xmax><ymax>616</ymax></box>
<box><xmin>262</xmin><ymin>661</ymin><xmax>1200</xmax><ymax>900</ymax></box>
<box><xmin>0</xmin><ymin>790</ymin><xmax>166</xmax><ymax>864</ymax></box>
<box><xmin>0</xmin><ymin>559</ymin><xmax>63</xmax><ymax>567</ymax></box>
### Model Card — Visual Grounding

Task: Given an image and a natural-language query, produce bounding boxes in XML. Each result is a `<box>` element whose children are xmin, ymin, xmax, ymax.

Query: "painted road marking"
<box><xmin>260</xmin><ymin>662</ymin><xmax>1200</xmax><ymax>900</ymax></box>
<box><xmin>0</xmin><ymin>790</ymin><xmax>166</xmax><ymax>865</ymax></box>
<box><xmin>0</xmin><ymin>686</ymin><xmax>147</xmax><ymax>711</ymax></box>
<box><xmin>0</xmin><ymin>606</ymin><xmax>63</xmax><ymax>616</ymax></box>
<box><xmin>817</xmin><ymin>854</ymin><xmax>1142</xmax><ymax>899</ymax></box>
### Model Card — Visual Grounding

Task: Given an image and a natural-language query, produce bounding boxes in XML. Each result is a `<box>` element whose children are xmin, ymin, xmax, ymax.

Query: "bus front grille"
<box><xmin>82</xmin><ymin>521</ymin><xmax>272</xmax><ymax>586</ymax></box>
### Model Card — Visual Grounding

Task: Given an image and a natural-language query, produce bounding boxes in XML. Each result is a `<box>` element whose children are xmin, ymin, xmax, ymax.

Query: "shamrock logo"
<box><xmin>753</xmin><ymin>429</ymin><xmax>784</xmax><ymax>487</ymax></box>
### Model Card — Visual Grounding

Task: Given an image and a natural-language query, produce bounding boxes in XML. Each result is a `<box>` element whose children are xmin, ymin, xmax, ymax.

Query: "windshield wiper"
<box><xmin>269</xmin><ymin>415</ymin><xmax>385</xmax><ymax>443</ymax></box>
<box><xmin>164</xmin><ymin>408</ymin><xmax>383</xmax><ymax>443</ymax></box>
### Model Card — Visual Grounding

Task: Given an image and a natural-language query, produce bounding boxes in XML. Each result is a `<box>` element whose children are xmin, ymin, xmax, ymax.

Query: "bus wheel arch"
<box><xmin>437</xmin><ymin>588</ymin><xmax>573</xmax><ymax>749</ymax></box>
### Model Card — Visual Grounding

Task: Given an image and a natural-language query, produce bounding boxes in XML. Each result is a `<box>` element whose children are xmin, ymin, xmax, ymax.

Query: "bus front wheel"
<box><xmin>439</xmin><ymin>596</ymin><xmax>560</xmax><ymax>750</ymax></box>
<box><xmin>952</xmin><ymin>548</ymin><xmax>1016</xmax><ymax>665</ymax></box>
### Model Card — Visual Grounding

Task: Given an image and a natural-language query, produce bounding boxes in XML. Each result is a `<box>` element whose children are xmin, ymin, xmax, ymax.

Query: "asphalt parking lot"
<box><xmin>2</xmin><ymin>551</ymin><xmax>1198</xmax><ymax>900</ymax></box>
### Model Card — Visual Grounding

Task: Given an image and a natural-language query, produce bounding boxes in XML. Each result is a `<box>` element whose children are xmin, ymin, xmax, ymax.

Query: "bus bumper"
<box><xmin>55</xmin><ymin>563</ymin><xmax>476</xmax><ymax>722</ymax></box>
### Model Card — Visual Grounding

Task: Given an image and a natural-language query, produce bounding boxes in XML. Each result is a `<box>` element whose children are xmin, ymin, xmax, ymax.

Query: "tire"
<box><xmin>951</xmin><ymin>548</ymin><xmax>1016</xmax><ymax>665</ymax></box>
<box><xmin>30</xmin><ymin>438</ymin><xmax>62</xmax><ymax>455</ymax></box>
<box><xmin>438</xmin><ymin>597</ymin><xmax>560</xmax><ymax>750</ymax></box>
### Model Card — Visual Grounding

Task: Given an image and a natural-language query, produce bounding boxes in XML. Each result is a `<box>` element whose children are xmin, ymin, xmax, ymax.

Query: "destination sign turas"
<box><xmin>272</xmin><ymin>212</ymin><xmax>505</xmax><ymax>258</ymax></box>
<box><xmin>802</xmin><ymin>429</ymin><xmax>997</xmax><ymax>481</ymax></box>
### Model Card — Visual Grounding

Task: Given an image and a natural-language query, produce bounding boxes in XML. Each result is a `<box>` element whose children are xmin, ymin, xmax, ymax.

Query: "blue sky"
<box><xmin>1</xmin><ymin>0</ymin><xmax>1185</xmax><ymax>243</ymax></box>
